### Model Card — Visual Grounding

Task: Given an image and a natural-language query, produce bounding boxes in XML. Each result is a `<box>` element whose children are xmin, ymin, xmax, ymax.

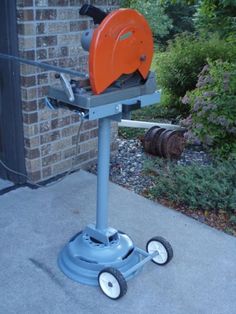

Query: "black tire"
<box><xmin>98</xmin><ymin>267</ymin><xmax>127</xmax><ymax>300</ymax></box>
<box><xmin>146</xmin><ymin>236</ymin><xmax>173</xmax><ymax>265</ymax></box>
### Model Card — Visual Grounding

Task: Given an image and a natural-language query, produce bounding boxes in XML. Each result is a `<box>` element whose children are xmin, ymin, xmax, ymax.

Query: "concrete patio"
<box><xmin>0</xmin><ymin>178</ymin><xmax>13</xmax><ymax>191</ymax></box>
<box><xmin>0</xmin><ymin>170</ymin><xmax>235</xmax><ymax>314</ymax></box>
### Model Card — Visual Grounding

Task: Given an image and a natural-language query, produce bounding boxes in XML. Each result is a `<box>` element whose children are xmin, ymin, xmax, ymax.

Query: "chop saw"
<box><xmin>0</xmin><ymin>3</ymin><xmax>173</xmax><ymax>300</ymax></box>
<box><xmin>52</xmin><ymin>4</ymin><xmax>173</xmax><ymax>300</ymax></box>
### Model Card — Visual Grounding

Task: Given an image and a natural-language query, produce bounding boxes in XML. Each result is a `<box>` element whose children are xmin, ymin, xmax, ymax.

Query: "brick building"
<box><xmin>0</xmin><ymin>0</ymin><xmax>119</xmax><ymax>184</ymax></box>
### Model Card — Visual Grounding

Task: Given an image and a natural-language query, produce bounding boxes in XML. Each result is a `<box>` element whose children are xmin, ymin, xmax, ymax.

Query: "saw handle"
<box><xmin>79</xmin><ymin>4</ymin><xmax>107</xmax><ymax>24</ymax></box>
<box><xmin>55</xmin><ymin>73</ymin><xmax>75</xmax><ymax>102</ymax></box>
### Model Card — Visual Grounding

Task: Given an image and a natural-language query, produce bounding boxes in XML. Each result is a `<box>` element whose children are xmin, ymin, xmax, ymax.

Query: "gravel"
<box><xmin>177</xmin><ymin>145</ymin><xmax>212</xmax><ymax>166</ymax></box>
<box><xmin>89</xmin><ymin>137</ymin><xmax>211</xmax><ymax>194</ymax></box>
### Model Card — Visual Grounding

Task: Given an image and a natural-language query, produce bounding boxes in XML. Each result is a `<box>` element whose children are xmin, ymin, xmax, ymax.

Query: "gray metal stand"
<box><xmin>58</xmin><ymin>116</ymin><xmax>147</xmax><ymax>286</ymax></box>
<box><xmin>57</xmin><ymin>104</ymin><xmax>173</xmax><ymax>299</ymax></box>
<box><xmin>96</xmin><ymin>117</ymin><xmax>110</xmax><ymax>231</ymax></box>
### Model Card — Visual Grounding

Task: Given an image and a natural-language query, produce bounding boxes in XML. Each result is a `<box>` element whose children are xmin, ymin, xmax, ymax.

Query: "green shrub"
<box><xmin>195</xmin><ymin>0</ymin><xmax>236</xmax><ymax>37</ymax></box>
<box><xmin>131</xmin><ymin>103</ymin><xmax>173</xmax><ymax>121</ymax></box>
<box><xmin>122</xmin><ymin>1</ymin><xmax>196</xmax><ymax>45</ymax></box>
<box><xmin>183</xmin><ymin>60</ymin><xmax>236</xmax><ymax>159</ymax></box>
<box><xmin>156</xmin><ymin>34</ymin><xmax>236</xmax><ymax>116</ymax></box>
<box><xmin>118</xmin><ymin>103</ymin><xmax>171</xmax><ymax>139</ymax></box>
<box><xmin>144</xmin><ymin>158</ymin><xmax>236</xmax><ymax>213</ymax></box>
<box><xmin>161</xmin><ymin>1</ymin><xmax>196</xmax><ymax>45</ymax></box>
<box><xmin>118</xmin><ymin>127</ymin><xmax>145</xmax><ymax>140</ymax></box>
<box><xmin>128</xmin><ymin>0</ymin><xmax>172</xmax><ymax>39</ymax></box>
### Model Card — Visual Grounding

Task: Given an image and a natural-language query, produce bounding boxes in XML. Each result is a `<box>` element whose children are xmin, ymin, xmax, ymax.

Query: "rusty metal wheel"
<box><xmin>159</xmin><ymin>129</ymin><xmax>172</xmax><ymax>158</ymax></box>
<box><xmin>156</xmin><ymin>129</ymin><xmax>171</xmax><ymax>157</ymax></box>
<box><xmin>151</xmin><ymin>128</ymin><xmax>166</xmax><ymax>156</ymax></box>
<box><xmin>143</xmin><ymin>126</ymin><xmax>160</xmax><ymax>154</ymax></box>
<box><xmin>143</xmin><ymin>126</ymin><xmax>186</xmax><ymax>159</ymax></box>
<box><xmin>161</xmin><ymin>129</ymin><xmax>186</xmax><ymax>159</ymax></box>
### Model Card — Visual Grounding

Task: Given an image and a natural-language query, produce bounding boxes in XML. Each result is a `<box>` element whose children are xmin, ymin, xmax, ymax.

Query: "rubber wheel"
<box><xmin>98</xmin><ymin>267</ymin><xmax>127</xmax><ymax>300</ymax></box>
<box><xmin>146</xmin><ymin>236</ymin><xmax>173</xmax><ymax>265</ymax></box>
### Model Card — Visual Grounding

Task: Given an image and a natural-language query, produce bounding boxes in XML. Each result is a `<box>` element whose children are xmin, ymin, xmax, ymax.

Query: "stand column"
<box><xmin>96</xmin><ymin>117</ymin><xmax>111</xmax><ymax>231</ymax></box>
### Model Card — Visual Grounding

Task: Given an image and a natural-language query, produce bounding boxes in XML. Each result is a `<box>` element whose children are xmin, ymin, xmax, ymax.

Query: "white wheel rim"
<box><xmin>148</xmin><ymin>241</ymin><xmax>168</xmax><ymax>264</ymax></box>
<box><xmin>99</xmin><ymin>272</ymin><xmax>121</xmax><ymax>299</ymax></box>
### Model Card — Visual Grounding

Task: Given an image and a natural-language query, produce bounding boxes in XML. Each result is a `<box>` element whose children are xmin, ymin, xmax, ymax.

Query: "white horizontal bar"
<box><xmin>118</xmin><ymin>119</ymin><xmax>185</xmax><ymax>130</ymax></box>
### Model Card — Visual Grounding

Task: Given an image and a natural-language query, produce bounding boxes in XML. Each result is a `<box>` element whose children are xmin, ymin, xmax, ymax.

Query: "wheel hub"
<box><xmin>58</xmin><ymin>229</ymin><xmax>141</xmax><ymax>286</ymax></box>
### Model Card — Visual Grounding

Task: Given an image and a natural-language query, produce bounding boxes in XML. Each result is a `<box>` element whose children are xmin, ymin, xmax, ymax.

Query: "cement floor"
<box><xmin>0</xmin><ymin>171</ymin><xmax>236</xmax><ymax>314</ymax></box>
<box><xmin>0</xmin><ymin>178</ymin><xmax>13</xmax><ymax>191</ymax></box>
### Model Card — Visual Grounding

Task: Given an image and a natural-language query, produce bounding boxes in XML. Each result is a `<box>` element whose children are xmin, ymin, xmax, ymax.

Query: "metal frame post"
<box><xmin>96</xmin><ymin>117</ymin><xmax>111</xmax><ymax>231</ymax></box>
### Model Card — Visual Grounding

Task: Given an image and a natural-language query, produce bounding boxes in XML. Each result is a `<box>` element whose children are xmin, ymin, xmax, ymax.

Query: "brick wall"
<box><xmin>16</xmin><ymin>0</ymin><xmax>120</xmax><ymax>182</ymax></box>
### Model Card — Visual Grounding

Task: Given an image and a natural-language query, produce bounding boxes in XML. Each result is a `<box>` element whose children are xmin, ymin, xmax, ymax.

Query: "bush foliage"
<box><xmin>161</xmin><ymin>1</ymin><xmax>196</xmax><ymax>45</ymax></box>
<box><xmin>124</xmin><ymin>0</ymin><xmax>172</xmax><ymax>39</ymax></box>
<box><xmin>144</xmin><ymin>158</ymin><xmax>236</xmax><ymax>213</ymax></box>
<box><xmin>122</xmin><ymin>0</ymin><xmax>196</xmax><ymax>44</ymax></box>
<box><xmin>155</xmin><ymin>34</ymin><xmax>236</xmax><ymax>117</ymax></box>
<box><xmin>195</xmin><ymin>0</ymin><xmax>236</xmax><ymax>37</ymax></box>
<box><xmin>182</xmin><ymin>60</ymin><xmax>236</xmax><ymax>158</ymax></box>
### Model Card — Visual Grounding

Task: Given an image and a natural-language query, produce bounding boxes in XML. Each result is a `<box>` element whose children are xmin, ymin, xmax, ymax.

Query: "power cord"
<box><xmin>0</xmin><ymin>112</ymin><xmax>86</xmax><ymax>188</ymax></box>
